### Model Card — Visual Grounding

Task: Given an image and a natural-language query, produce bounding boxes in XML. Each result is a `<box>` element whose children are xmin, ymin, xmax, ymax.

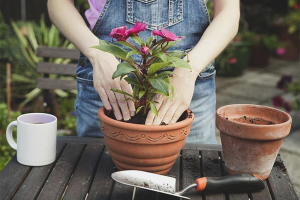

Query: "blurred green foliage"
<box><xmin>0</xmin><ymin>103</ymin><xmax>21</xmax><ymax>172</ymax></box>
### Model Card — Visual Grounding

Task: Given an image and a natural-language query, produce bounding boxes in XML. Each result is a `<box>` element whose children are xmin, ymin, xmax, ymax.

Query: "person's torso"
<box><xmin>77</xmin><ymin>0</ymin><xmax>211</xmax><ymax>82</ymax></box>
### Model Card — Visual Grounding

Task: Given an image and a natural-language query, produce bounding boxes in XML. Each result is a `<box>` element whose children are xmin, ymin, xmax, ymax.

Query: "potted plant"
<box><xmin>273</xmin><ymin>0</ymin><xmax>300</xmax><ymax>60</ymax></box>
<box><xmin>216</xmin><ymin>104</ymin><xmax>292</xmax><ymax>180</ymax></box>
<box><xmin>245</xmin><ymin>32</ymin><xmax>283</xmax><ymax>66</ymax></box>
<box><xmin>215</xmin><ymin>32</ymin><xmax>252</xmax><ymax>77</ymax></box>
<box><xmin>93</xmin><ymin>22</ymin><xmax>194</xmax><ymax>174</ymax></box>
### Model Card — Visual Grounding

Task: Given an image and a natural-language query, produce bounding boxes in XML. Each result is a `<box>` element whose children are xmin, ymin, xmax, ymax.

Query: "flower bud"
<box><xmin>141</xmin><ymin>46</ymin><xmax>149</xmax><ymax>55</ymax></box>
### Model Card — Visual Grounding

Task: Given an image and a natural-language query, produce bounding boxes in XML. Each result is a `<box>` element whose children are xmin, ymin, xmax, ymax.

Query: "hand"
<box><xmin>145</xmin><ymin>68</ymin><xmax>198</xmax><ymax>125</ymax></box>
<box><xmin>89</xmin><ymin>50</ymin><xmax>136</xmax><ymax>121</ymax></box>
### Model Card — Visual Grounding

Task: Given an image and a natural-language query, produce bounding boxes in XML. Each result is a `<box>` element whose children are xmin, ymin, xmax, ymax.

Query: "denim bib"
<box><xmin>76</xmin><ymin>0</ymin><xmax>214</xmax><ymax>84</ymax></box>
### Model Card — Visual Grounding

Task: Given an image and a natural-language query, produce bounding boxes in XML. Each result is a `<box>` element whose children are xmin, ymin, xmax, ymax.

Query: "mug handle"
<box><xmin>6</xmin><ymin>121</ymin><xmax>17</xmax><ymax>150</ymax></box>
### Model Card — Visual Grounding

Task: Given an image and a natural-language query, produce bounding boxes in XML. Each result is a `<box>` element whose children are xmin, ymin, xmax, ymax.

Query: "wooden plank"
<box><xmin>37</xmin><ymin>46</ymin><xmax>80</xmax><ymax>60</ymax></box>
<box><xmin>57</xmin><ymin>136</ymin><xmax>106</xmax><ymax>145</ymax></box>
<box><xmin>267</xmin><ymin>155</ymin><xmax>299</xmax><ymax>200</ymax></box>
<box><xmin>0</xmin><ymin>156</ymin><xmax>31</xmax><ymax>200</ymax></box>
<box><xmin>36</xmin><ymin>77</ymin><xmax>77</xmax><ymax>90</ymax></box>
<box><xmin>37</xmin><ymin>62</ymin><xmax>77</xmax><ymax>75</ymax></box>
<box><xmin>184</xmin><ymin>143</ymin><xmax>222</xmax><ymax>151</ymax></box>
<box><xmin>12</xmin><ymin>142</ymin><xmax>66</xmax><ymax>200</ymax></box>
<box><xmin>219</xmin><ymin>152</ymin><xmax>250</xmax><ymax>200</ymax></box>
<box><xmin>87</xmin><ymin>147</ymin><xmax>116</xmax><ymax>200</ymax></box>
<box><xmin>36</xmin><ymin>143</ymin><xmax>85</xmax><ymax>200</ymax></box>
<box><xmin>63</xmin><ymin>144</ymin><xmax>105</xmax><ymax>200</ymax></box>
<box><xmin>180</xmin><ymin>149</ymin><xmax>203</xmax><ymax>200</ymax></box>
<box><xmin>201</xmin><ymin>150</ymin><xmax>226</xmax><ymax>200</ymax></box>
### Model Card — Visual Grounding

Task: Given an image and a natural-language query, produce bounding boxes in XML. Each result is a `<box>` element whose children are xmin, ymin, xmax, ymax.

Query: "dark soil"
<box><xmin>228</xmin><ymin>116</ymin><xmax>275</xmax><ymax>125</ymax></box>
<box><xmin>274</xmin><ymin>160</ymin><xmax>287</xmax><ymax>172</ymax></box>
<box><xmin>107</xmin><ymin>110</ymin><xmax>187</xmax><ymax>125</ymax></box>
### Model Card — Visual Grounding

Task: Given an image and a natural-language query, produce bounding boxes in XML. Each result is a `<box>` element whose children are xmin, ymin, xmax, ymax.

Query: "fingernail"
<box><xmin>116</xmin><ymin>116</ymin><xmax>122</xmax><ymax>120</ymax></box>
<box><xmin>131</xmin><ymin>111</ymin><xmax>135</xmax><ymax>116</ymax></box>
<box><xmin>124</xmin><ymin>117</ymin><xmax>130</xmax><ymax>121</ymax></box>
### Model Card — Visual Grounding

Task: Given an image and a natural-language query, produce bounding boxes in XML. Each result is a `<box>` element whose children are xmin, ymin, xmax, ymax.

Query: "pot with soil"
<box><xmin>98</xmin><ymin>107</ymin><xmax>194</xmax><ymax>174</ymax></box>
<box><xmin>216</xmin><ymin>104</ymin><xmax>292</xmax><ymax>180</ymax></box>
<box><xmin>93</xmin><ymin>22</ymin><xmax>195</xmax><ymax>174</ymax></box>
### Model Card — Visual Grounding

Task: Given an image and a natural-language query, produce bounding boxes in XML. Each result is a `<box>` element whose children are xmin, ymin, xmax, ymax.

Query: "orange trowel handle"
<box><xmin>195</xmin><ymin>174</ymin><xmax>265</xmax><ymax>193</ymax></box>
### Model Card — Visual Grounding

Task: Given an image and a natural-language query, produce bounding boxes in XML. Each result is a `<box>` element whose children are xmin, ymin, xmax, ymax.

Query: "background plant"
<box><xmin>93</xmin><ymin>22</ymin><xmax>191</xmax><ymax>116</ymax></box>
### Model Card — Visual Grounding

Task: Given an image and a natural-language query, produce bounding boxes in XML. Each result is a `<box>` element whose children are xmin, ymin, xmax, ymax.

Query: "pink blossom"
<box><xmin>272</xmin><ymin>95</ymin><xmax>285</xmax><ymax>107</ymax></box>
<box><xmin>276</xmin><ymin>48</ymin><xmax>286</xmax><ymax>56</ymax></box>
<box><xmin>127</xmin><ymin>22</ymin><xmax>147</xmax><ymax>35</ymax></box>
<box><xmin>228</xmin><ymin>57</ymin><xmax>238</xmax><ymax>64</ymax></box>
<box><xmin>141</xmin><ymin>46</ymin><xmax>149</xmax><ymax>54</ymax></box>
<box><xmin>152</xmin><ymin>28</ymin><xmax>183</xmax><ymax>41</ymax></box>
<box><xmin>109</xmin><ymin>26</ymin><xmax>128</xmax><ymax>41</ymax></box>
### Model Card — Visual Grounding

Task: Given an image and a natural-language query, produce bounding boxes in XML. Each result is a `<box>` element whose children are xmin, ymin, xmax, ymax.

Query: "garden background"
<box><xmin>0</xmin><ymin>0</ymin><xmax>299</xmax><ymax>186</ymax></box>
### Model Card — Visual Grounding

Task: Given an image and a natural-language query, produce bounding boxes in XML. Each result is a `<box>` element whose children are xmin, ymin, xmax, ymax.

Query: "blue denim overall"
<box><xmin>75</xmin><ymin>0</ymin><xmax>217</xmax><ymax>144</ymax></box>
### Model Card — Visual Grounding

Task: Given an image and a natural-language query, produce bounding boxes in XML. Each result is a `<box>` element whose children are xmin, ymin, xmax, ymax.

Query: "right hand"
<box><xmin>88</xmin><ymin>49</ymin><xmax>135</xmax><ymax>121</ymax></box>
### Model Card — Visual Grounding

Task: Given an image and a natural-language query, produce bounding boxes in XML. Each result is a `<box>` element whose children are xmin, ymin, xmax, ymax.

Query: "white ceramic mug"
<box><xmin>6</xmin><ymin>113</ymin><xmax>57</xmax><ymax>166</ymax></box>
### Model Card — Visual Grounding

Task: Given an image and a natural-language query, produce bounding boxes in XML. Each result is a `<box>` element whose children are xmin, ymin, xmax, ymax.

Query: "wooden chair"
<box><xmin>36</xmin><ymin>46</ymin><xmax>80</xmax><ymax>90</ymax></box>
<box><xmin>36</xmin><ymin>46</ymin><xmax>80</xmax><ymax>118</ymax></box>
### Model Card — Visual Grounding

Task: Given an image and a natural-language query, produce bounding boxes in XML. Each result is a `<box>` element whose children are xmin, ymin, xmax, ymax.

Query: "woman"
<box><xmin>48</xmin><ymin>0</ymin><xmax>240</xmax><ymax>143</ymax></box>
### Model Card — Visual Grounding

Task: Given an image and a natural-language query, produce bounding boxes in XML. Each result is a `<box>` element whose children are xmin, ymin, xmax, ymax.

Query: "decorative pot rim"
<box><xmin>98</xmin><ymin>107</ymin><xmax>194</xmax><ymax>131</ymax></box>
<box><xmin>216</xmin><ymin>104</ymin><xmax>292</xmax><ymax>140</ymax></box>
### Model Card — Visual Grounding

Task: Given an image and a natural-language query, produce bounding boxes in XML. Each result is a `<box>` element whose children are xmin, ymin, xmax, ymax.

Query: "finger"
<box><xmin>152</xmin><ymin>99</ymin><xmax>171</xmax><ymax>125</ymax></box>
<box><xmin>120</xmin><ymin>81</ymin><xmax>136</xmax><ymax>116</ymax></box>
<box><xmin>114</xmin><ymin>91</ymin><xmax>131</xmax><ymax>121</ymax></box>
<box><xmin>145</xmin><ymin>96</ymin><xmax>163</xmax><ymax>125</ymax></box>
<box><xmin>169</xmin><ymin>105</ymin><xmax>188</xmax><ymax>124</ymax></box>
<box><xmin>106</xmin><ymin>89</ymin><xmax>123</xmax><ymax>120</ymax></box>
<box><xmin>94</xmin><ymin>86</ymin><xmax>112</xmax><ymax>111</ymax></box>
<box><xmin>162</xmin><ymin>103</ymin><xmax>180</xmax><ymax>124</ymax></box>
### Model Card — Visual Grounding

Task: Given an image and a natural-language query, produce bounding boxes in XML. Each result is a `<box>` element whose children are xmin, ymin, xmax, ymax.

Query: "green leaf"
<box><xmin>157</xmin><ymin>71</ymin><xmax>173</xmax><ymax>79</ymax></box>
<box><xmin>153</xmin><ymin>52</ymin><xmax>168</xmax><ymax>62</ymax></box>
<box><xmin>126</xmin><ymin>50</ymin><xmax>140</xmax><ymax>59</ymax></box>
<box><xmin>26</xmin><ymin>23</ymin><xmax>38</xmax><ymax>50</ymax></box>
<box><xmin>110</xmin><ymin>88</ymin><xmax>133</xmax><ymax>97</ymax></box>
<box><xmin>92</xmin><ymin>41</ymin><xmax>131</xmax><ymax>61</ymax></box>
<box><xmin>149</xmin><ymin>78</ymin><xmax>169</xmax><ymax>96</ymax></box>
<box><xmin>169</xmin><ymin>57</ymin><xmax>191</xmax><ymax>70</ymax></box>
<box><xmin>117</xmin><ymin>41</ymin><xmax>140</xmax><ymax>52</ymax></box>
<box><xmin>112</xmin><ymin>63</ymin><xmax>137</xmax><ymax>79</ymax></box>
<box><xmin>138</xmin><ymin>91</ymin><xmax>145</xmax><ymax>99</ymax></box>
<box><xmin>149</xmin><ymin>101</ymin><xmax>158</xmax><ymax>116</ymax></box>
<box><xmin>146</xmin><ymin>36</ymin><xmax>153</xmax><ymax>47</ymax></box>
<box><xmin>136</xmin><ymin>106</ymin><xmax>145</xmax><ymax>114</ymax></box>
<box><xmin>124</xmin><ymin>76</ymin><xmax>142</xmax><ymax>88</ymax></box>
<box><xmin>131</xmin><ymin>35</ymin><xmax>144</xmax><ymax>46</ymax></box>
<box><xmin>11</xmin><ymin>21</ymin><xmax>28</xmax><ymax>48</ymax></box>
<box><xmin>148</xmin><ymin>62</ymin><xmax>172</xmax><ymax>75</ymax></box>
<box><xmin>54</xmin><ymin>89</ymin><xmax>68</xmax><ymax>98</ymax></box>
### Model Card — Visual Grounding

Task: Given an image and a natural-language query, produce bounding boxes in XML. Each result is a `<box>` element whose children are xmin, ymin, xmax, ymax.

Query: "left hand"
<box><xmin>145</xmin><ymin>68</ymin><xmax>198</xmax><ymax>125</ymax></box>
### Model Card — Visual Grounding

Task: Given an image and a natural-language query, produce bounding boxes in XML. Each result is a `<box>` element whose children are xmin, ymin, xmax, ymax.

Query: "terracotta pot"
<box><xmin>98</xmin><ymin>107</ymin><xmax>194</xmax><ymax>174</ymax></box>
<box><xmin>216</xmin><ymin>104</ymin><xmax>292</xmax><ymax>180</ymax></box>
<box><xmin>249</xmin><ymin>45</ymin><xmax>270</xmax><ymax>67</ymax></box>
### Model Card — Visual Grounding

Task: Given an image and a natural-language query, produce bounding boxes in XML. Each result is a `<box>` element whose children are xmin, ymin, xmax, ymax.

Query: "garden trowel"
<box><xmin>112</xmin><ymin>170</ymin><xmax>265</xmax><ymax>199</ymax></box>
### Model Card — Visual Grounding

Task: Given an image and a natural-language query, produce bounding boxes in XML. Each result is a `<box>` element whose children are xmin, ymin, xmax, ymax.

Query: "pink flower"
<box><xmin>276</xmin><ymin>48</ymin><xmax>286</xmax><ymax>56</ymax></box>
<box><xmin>141</xmin><ymin>46</ymin><xmax>149</xmax><ymax>54</ymax></box>
<box><xmin>127</xmin><ymin>22</ymin><xmax>147</xmax><ymax>35</ymax></box>
<box><xmin>272</xmin><ymin>95</ymin><xmax>285</xmax><ymax>107</ymax></box>
<box><xmin>152</xmin><ymin>28</ymin><xmax>183</xmax><ymax>41</ymax></box>
<box><xmin>228</xmin><ymin>57</ymin><xmax>238</xmax><ymax>64</ymax></box>
<box><xmin>109</xmin><ymin>26</ymin><xmax>128</xmax><ymax>41</ymax></box>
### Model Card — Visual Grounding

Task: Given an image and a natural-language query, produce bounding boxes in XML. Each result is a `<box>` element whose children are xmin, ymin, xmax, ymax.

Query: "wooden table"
<box><xmin>0</xmin><ymin>136</ymin><xmax>298</xmax><ymax>200</ymax></box>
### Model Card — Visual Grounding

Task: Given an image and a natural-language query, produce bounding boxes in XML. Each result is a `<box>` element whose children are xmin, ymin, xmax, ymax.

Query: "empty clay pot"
<box><xmin>216</xmin><ymin>104</ymin><xmax>292</xmax><ymax>180</ymax></box>
<box><xmin>98</xmin><ymin>107</ymin><xmax>194</xmax><ymax>175</ymax></box>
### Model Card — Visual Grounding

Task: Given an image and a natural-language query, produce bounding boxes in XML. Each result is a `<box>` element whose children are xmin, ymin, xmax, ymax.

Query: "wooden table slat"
<box><xmin>267</xmin><ymin>155</ymin><xmax>299</xmax><ymax>200</ymax></box>
<box><xmin>12</xmin><ymin>142</ymin><xmax>66</xmax><ymax>200</ymax></box>
<box><xmin>87</xmin><ymin>147</ymin><xmax>116</xmax><ymax>200</ymax></box>
<box><xmin>36</xmin><ymin>143</ymin><xmax>85</xmax><ymax>200</ymax></box>
<box><xmin>63</xmin><ymin>144</ymin><xmax>105</xmax><ymax>200</ymax></box>
<box><xmin>180</xmin><ymin>149</ymin><xmax>203</xmax><ymax>200</ymax></box>
<box><xmin>250</xmin><ymin>181</ymin><xmax>272</xmax><ymax>200</ymax></box>
<box><xmin>201</xmin><ymin>150</ymin><xmax>226</xmax><ymax>200</ymax></box>
<box><xmin>219</xmin><ymin>152</ymin><xmax>250</xmax><ymax>200</ymax></box>
<box><xmin>0</xmin><ymin>156</ymin><xmax>31</xmax><ymax>200</ymax></box>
